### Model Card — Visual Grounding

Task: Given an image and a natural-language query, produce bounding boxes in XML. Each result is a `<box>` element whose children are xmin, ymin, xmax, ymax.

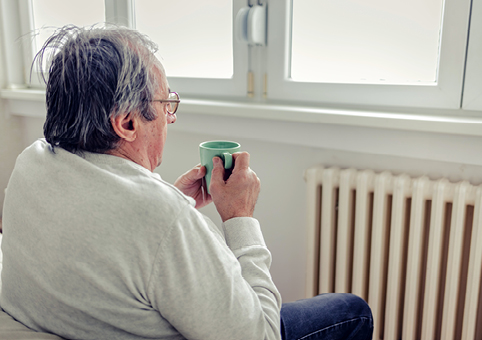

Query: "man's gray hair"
<box><xmin>36</xmin><ymin>25</ymin><xmax>162</xmax><ymax>153</ymax></box>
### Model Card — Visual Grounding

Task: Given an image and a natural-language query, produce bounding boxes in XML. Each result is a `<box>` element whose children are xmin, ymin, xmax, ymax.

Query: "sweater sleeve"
<box><xmin>147</xmin><ymin>206</ymin><xmax>282</xmax><ymax>340</ymax></box>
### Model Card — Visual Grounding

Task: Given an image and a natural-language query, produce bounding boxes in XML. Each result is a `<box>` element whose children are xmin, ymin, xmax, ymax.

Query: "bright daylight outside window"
<box><xmin>135</xmin><ymin>0</ymin><xmax>233</xmax><ymax>79</ymax></box>
<box><xmin>290</xmin><ymin>0</ymin><xmax>444</xmax><ymax>84</ymax></box>
<box><xmin>31</xmin><ymin>0</ymin><xmax>105</xmax><ymax>71</ymax></box>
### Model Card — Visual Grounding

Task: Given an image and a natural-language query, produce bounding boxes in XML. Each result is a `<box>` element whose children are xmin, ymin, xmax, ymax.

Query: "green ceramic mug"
<box><xmin>199</xmin><ymin>141</ymin><xmax>241</xmax><ymax>193</ymax></box>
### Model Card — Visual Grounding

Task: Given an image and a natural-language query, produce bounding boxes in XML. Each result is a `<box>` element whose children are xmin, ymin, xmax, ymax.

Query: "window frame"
<box><xmin>462</xmin><ymin>0</ymin><xmax>482</xmax><ymax>111</ymax></box>
<box><xmin>0</xmin><ymin>0</ymin><xmax>31</xmax><ymax>88</ymax></box>
<box><xmin>266</xmin><ymin>0</ymin><xmax>472</xmax><ymax>110</ymax></box>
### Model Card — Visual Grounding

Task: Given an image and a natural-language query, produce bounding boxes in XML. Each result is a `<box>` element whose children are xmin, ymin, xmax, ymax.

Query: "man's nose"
<box><xmin>167</xmin><ymin>113</ymin><xmax>177</xmax><ymax>124</ymax></box>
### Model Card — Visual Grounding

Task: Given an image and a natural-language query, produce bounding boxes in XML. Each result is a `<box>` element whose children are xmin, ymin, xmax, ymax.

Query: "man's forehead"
<box><xmin>152</xmin><ymin>62</ymin><xmax>169</xmax><ymax>93</ymax></box>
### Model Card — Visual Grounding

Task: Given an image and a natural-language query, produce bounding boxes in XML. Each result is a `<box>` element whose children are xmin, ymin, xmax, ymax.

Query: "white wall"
<box><xmin>3</xmin><ymin>107</ymin><xmax>482</xmax><ymax>302</ymax></box>
<box><xmin>0</xmin><ymin>24</ymin><xmax>24</xmax><ymax>211</ymax></box>
<box><xmin>159</xmin><ymin>115</ymin><xmax>482</xmax><ymax>302</ymax></box>
<box><xmin>0</xmin><ymin>104</ymin><xmax>23</xmax><ymax>211</ymax></box>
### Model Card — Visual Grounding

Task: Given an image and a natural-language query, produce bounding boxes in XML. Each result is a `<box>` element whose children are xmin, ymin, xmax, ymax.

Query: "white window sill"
<box><xmin>2</xmin><ymin>88</ymin><xmax>482</xmax><ymax>137</ymax></box>
<box><xmin>3</xmin><ymin>88</ymin><xmax>482</xmax><ymax>168</ymax></box>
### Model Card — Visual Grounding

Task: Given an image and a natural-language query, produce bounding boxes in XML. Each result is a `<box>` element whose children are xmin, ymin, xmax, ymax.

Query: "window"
<box><xmin>28</xmin><ymin>0</ymin><xmax>105</xmax><ymax>85</ymax></box>
<box><xmin>267</xmin><ymin>0</ymin><xmax>472</xmax><ymax>109</ymax></box>
<box><xmin>31</xmin><ymin>0</ymin><xmax>105</xmax><ymax>60</ymax></box>
<box><xmin>290</xmin><ymin>0</ymin><xmax>443</xmax><ymax>85</ymax></box>
<box><xmin>1</xmin><ymin>0</ymin><xmax>479</xmax><ymax>113</ymax></box>
<box><xmin>135</xmin><ymin>0</ymin><xmax>248</xmax><ymax>97</ymax></box>
<box><xmin>135</xmin><ymin>0</ymin><xmax>233</xmax><ymax>79</ymax></box>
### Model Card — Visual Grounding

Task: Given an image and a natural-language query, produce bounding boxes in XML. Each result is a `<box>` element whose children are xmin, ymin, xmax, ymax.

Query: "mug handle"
<box><xmin>223</xmin><ymin>152</ymin><xmax>233</xmax><ymax>169</ymax></box>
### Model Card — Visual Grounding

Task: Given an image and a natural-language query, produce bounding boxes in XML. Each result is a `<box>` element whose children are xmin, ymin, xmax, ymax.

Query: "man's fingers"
<box><xmin>209</xmin><ymin>151</ymin><xmax>260</xmax><ymax>222</ymax></box>
<box><xmin>182</xmin><ymin>164</ymin><xmax>204</xmax><ymax>182</ymax></box>
<box><xmin>210</xmin><ymin>157</ymin><xmax>225</xmax><ymax>185</ymax></box>
<box><xmin>232</xmin><ymin>152</ymin><xmax>250</xmax><ymax>171</ymax></box>
<box><xmin>195</xmin><ymin>165</ymin><xmax>206</xmax><ymax>179</ymax></box>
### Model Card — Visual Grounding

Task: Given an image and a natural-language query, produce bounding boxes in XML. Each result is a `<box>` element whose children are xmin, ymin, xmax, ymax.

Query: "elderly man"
<box><xmin>1</xmin><ymin>26</ymin><xmax>372</xmax><ymax>340</ymax></box>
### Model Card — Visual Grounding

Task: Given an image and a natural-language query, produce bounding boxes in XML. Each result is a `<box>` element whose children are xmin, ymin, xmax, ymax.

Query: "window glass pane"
<box><xmin>135</xmin><ymin>0</ymin><xmax>233</xmax><ymax>79</ymax></box>
<box><xmin>32</xmin><ymin>0</ymin><xmax>105</xmax><ymax>57</ymax></box>
<box><xmin>291</xmin><ymin>0</ymin><xmax>444</xmax><ymax>84</ymax></box>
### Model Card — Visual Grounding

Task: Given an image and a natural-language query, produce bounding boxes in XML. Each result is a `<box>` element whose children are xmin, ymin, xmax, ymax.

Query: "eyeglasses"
<box><xmin>151</xmin><ymin>92</ymin><xmax>180</xmax><ymax>115</ymax></box>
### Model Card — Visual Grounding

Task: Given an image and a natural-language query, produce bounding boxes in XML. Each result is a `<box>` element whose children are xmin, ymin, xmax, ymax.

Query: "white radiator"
<box><xmin>304</xmin><ymin>166</ymin><xmax>482</xmax><ymax>340</ymax></box>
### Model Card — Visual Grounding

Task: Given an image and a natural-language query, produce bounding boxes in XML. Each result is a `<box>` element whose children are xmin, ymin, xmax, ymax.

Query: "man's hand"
<box><xmin>210</xmin><ymin>152</ymin><xmax>260</xmax><ymax>222</ymax></box>
<box><xmin>174</xmin><ymin>164</ymin><xmax>212</xmax><ymax>209</ymax></box>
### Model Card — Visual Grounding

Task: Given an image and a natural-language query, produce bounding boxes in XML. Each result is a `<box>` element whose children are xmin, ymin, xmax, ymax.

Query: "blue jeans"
<box><xmin>280</xmin><ymin>293</ymin><xmax>373</xmax><ymax>340</ymax></box>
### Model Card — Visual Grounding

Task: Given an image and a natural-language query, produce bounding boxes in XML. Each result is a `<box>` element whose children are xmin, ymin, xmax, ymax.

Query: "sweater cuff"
<box><xmin>223</xmin><ymin>217</ymin><xmax>266</xmax><ymax>250</ymax></box>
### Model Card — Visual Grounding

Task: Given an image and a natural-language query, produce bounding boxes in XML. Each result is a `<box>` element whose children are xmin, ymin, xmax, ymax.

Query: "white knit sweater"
<box><xmin>1</xmin><ymin>139</ymin><xmax>281</xmax><ymax>340</ymax></box>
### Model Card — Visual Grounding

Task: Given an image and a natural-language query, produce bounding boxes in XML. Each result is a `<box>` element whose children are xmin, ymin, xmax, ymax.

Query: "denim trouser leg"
<box><xmin>280</xmin><ymin>293</ymin><xmax>373</xmax><ymax>340</ymax></box>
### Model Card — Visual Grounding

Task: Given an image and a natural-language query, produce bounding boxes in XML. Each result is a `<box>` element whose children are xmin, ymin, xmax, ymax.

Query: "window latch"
<box><xmin>235</xmin><ymin>3</ymin><xmax>267</xmax><ymax>46</ymax></box>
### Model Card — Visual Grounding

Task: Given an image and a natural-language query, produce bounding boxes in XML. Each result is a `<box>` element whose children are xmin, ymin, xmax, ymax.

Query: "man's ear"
<box><xmin>110</xmin><ymin>112</ymin><xmax>138</xmax><ymax>142</ymax></box>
